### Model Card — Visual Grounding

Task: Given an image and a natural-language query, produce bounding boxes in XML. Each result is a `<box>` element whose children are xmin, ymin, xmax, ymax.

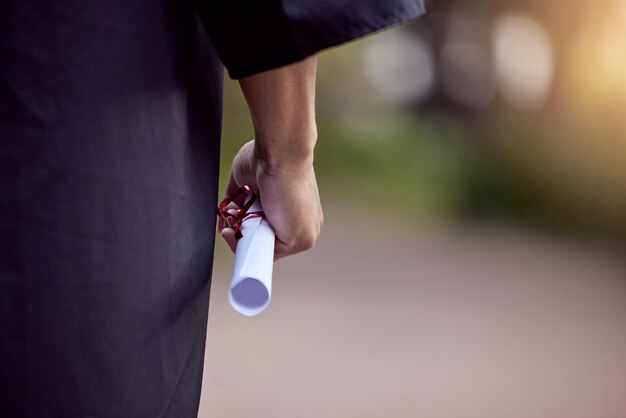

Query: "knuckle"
<box><xmin>298</xmin><ymin>239</ymin><xmax>314</xmax><ymax>252</ymax></box>
<box><xmin>298</xmin><ymin>230</ymin><xmax>318</xmax><ymax>252</ymax></box>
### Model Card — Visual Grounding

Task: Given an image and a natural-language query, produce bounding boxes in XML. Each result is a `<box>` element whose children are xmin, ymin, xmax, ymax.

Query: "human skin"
<box><xmin>218</xmin><ymin>55</ymin><xmax>323</xmax><ymax>260</ymax></box>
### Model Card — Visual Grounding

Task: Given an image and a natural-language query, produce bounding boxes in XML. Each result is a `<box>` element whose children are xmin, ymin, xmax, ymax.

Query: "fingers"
<box><xmin>220</xmin><ymin>227</ymin><xmax>238</xmax><ymax>253</ymax></box>
<box><xmin>217</xmin><ymin>216</ymin><xmax>225</xmax><ymax>234</ymax></box>
<box><xmin>219</xmin><ymin>140</ymin><xmax>258</xmax><ymax>254</ymax></box>
<box><xmin>217</xmin><ymin>203</ymin><xmax>236</xmax><ymax>233</ymax></box>
<box><xmin>225</xmin><ymin>140</ymin><xmax>257</xmax><ymax>197</ymax></box>
<box><xmin>223</xmin><ymin>170</ymin><xmax>240</xmax><ymax>200</ymax></box>
<box><xmin>219</xmin><ymin>138</ymin><xmax>323</xmax><ymax>261</ymax></box>
<box><xmin>273</xmin><ymin>225</ymin><xmax>321</xmax><ymax>260</ymax></box>
<box><xmin>218</xmin><ymin>206</ymin><xmax>239</xmax><ymax>253</ymax></box>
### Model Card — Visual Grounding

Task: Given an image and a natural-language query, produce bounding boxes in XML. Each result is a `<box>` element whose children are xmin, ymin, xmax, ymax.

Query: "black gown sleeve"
<box><xmin>195</xmin><ymin>0</ymin><xmax>425</xmax><ymax>79</ymax></box>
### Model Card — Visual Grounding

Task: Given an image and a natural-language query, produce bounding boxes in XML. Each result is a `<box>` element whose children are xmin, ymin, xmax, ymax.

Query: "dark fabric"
<box><xmin>0</xmin><ymin>2</ymin><xmax>222</xmax><ymax>417</ymax></box>
<box><xmin>197</xmin><ymin>0</ymin><xmax>426</xmax><ymax>78</ymax></box>
<box><xmin>0</xmin><ymin>0</ymin><xmax>424</xmax><ymax>417</ymax></box>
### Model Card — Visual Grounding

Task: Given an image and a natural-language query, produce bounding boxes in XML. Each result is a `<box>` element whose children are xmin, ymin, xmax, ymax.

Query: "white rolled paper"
<box><xmin>228</xmin><ymin>196</ymin><xmax>275</xmax><ymax>316</ymax></box>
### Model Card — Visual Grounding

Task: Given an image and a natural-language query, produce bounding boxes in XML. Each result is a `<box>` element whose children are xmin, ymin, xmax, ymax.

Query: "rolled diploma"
<box><xmin>228</xmin><ymin>197</ymin><xmax>275</xmax><ymax>316</ymax></box>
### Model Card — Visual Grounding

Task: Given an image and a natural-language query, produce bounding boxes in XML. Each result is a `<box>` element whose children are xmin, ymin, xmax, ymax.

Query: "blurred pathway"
<box><xmin>199</xmin><ymin>202</ymin><xmax>626</xmax><ymax>418</ymax></box>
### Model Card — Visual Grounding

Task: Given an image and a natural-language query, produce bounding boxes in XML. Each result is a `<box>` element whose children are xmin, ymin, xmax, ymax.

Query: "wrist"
<box><xmin>253</xmin><ymin>126</ymin><xmax>317</xmax><ymax>174</ymax></box>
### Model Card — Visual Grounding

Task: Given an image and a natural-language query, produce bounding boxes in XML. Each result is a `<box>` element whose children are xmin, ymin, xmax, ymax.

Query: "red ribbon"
<box><xmin>217</xmin><ymin>185</ymin><xmax>265</xmax><ymax>240</ymax></box>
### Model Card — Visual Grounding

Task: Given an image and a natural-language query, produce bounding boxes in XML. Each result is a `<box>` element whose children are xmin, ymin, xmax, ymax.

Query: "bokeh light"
<box><xmin>362</xmin><ymin>29</ymin><xmax>434</xmax><ymax>105</ymax></box>
<box><xmin>440</xmin><ymin>8</ymin><xmax>497</xmax><ymax>107</ymax></box>
<box><xmin>492</xmin><ymin>13</ymin><xmax>554</xmax><ymax>111</ymax></box>
<box><xmin>564</xmin><ymin>1</ymin><xmax>626</xmax><ymax>110</ymax></box>
<box><xmin>203</xmin><ymin>1</ymin><xmax>626</xmax><ymax>416</ymax></box>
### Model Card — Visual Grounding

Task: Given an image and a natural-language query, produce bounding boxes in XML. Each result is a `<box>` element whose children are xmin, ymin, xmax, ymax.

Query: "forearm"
<box><xmin>238</xmin><ymin>55</ymin><xmax>318</xmax><ymax>172</ymax></box>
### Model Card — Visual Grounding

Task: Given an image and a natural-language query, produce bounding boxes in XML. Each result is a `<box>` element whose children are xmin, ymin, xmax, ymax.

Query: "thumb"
<box><xmin>225</xmin><ymin>140</ymin><xmax>257</xmax><ymax>197</ymax></box>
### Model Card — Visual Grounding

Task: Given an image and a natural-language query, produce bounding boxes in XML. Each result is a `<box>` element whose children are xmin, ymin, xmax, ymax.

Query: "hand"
<box><xmin>218</xmin><ymin>139</ymin><xmax>323</xmax><ymax>260</ymax></box>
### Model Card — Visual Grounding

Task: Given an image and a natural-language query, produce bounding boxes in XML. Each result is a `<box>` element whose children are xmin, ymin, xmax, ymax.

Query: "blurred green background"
<box><xmin>219</xmin><ymin>0</ymin><xmax>626</xmax><ymax>241</ymax></box>
<box><xmin>202</xmin><ymin>2</ymin><xmax>626</xmax><ymax>417</ymax></box>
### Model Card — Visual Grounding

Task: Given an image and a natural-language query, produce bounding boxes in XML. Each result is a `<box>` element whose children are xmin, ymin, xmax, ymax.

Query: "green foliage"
<box><xmin>219</xmin><ymin>69</ymin><xmax>626</xmax><ymax>242</ymax></box>
<box><xmin>314</xmin><ymin>112</ymin><xmax>470</xmax><ymax>222</ymax></box>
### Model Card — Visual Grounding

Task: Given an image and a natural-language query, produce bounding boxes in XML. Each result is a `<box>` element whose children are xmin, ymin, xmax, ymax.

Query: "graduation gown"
<box><xmin>0</xmin><ymin>1</ymin><xmax>425</xmax><ymax>416</ymax></box>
